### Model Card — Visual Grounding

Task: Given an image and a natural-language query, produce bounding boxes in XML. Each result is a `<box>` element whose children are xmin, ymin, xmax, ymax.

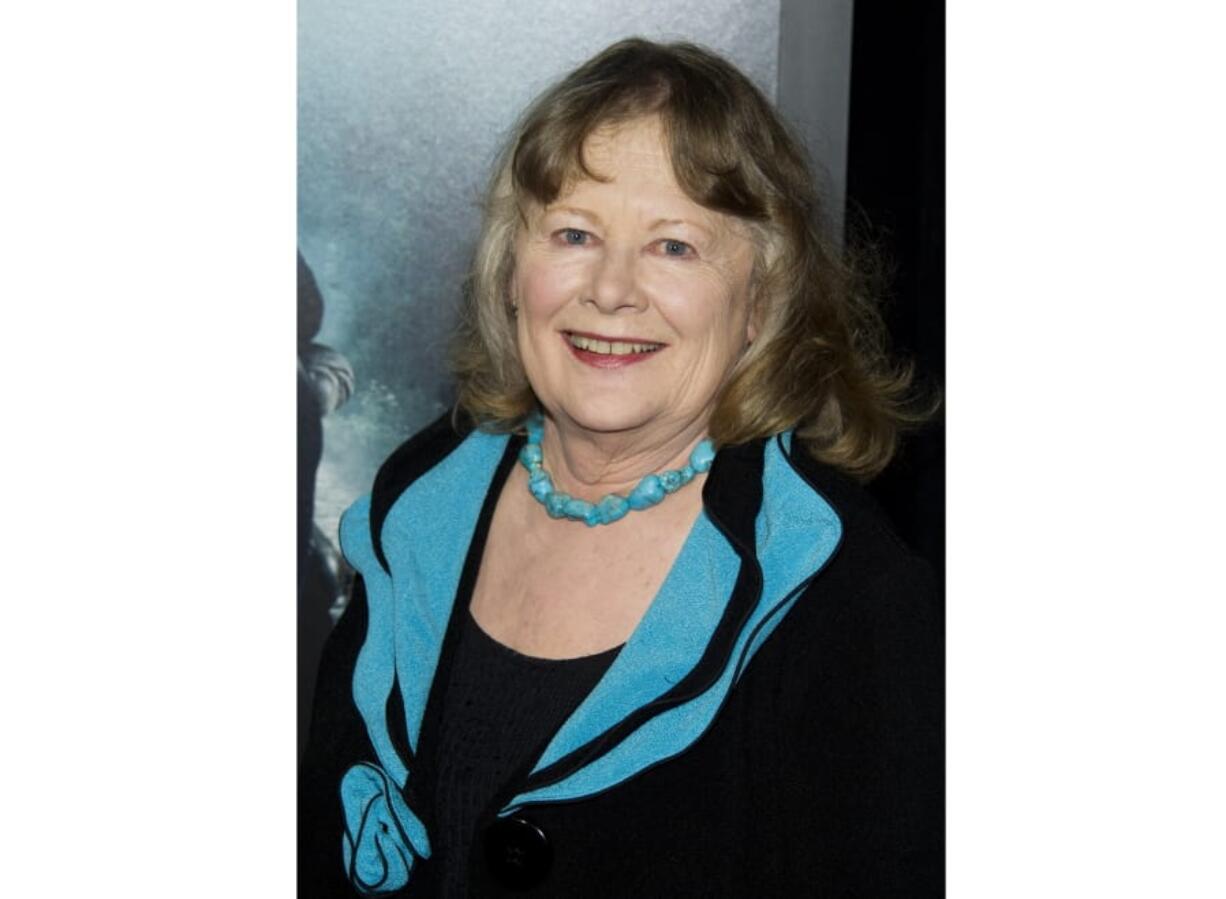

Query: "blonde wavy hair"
<box><xmin>451</xmin><ymin>38</ymin><xmax>925</xmax><ymax>481</ymax></box>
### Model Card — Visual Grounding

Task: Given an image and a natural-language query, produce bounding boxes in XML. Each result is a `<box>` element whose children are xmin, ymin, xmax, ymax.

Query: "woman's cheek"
<box><xmin>518</xmin><ymin>253</ymin><xmax>582</xmax><ymax>316</ymax></box>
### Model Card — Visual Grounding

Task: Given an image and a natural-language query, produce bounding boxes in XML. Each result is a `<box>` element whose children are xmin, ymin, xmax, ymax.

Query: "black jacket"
<box><xmin>300</xmin><ymin>414</ymin><xmax>943</xmax><ymax>897</ymax></box>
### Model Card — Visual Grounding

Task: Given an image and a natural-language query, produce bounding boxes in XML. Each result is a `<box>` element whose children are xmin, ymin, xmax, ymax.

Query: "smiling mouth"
<box><xmin>563</xmin><ymin>332</ymin><xmax>665</xmax><ymax>356</ymax></box>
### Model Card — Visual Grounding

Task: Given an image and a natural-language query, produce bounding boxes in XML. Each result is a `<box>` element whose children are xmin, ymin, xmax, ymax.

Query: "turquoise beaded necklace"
<box><xmin>518</xmin><ymin>413</ymin><xmax>715</xmax><ymax>527</ymax></box>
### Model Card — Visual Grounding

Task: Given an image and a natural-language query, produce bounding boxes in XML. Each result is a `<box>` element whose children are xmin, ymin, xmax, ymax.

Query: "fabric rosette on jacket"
<box><xmin>340</xmin><ymin>762</ymin><xmax>431</xmax><ymax>895</ymax></box>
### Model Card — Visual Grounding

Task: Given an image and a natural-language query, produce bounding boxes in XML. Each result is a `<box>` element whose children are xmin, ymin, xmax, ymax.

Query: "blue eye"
<box><xmin>561</xmin><ymin>228</ymin><xmax>588</xmax><ymax>245</ymax></box>
<box><xmin>662</xmin><ymin>239</ymin><xmax>693</xmax><ymax>257</ymax></box>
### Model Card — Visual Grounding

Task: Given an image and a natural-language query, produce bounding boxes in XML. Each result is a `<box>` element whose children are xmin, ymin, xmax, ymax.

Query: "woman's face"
<box><xmin>512</xmin><ymin>116</ymin><xmax>756</xmax><ymax>444</ymax></box>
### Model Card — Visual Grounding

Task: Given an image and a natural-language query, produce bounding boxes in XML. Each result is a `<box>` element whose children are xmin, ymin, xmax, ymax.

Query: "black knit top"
<box><xmin>431</xmin><ymin>608</ymin><xmax>622</xmax><ymax>898</ymax></box>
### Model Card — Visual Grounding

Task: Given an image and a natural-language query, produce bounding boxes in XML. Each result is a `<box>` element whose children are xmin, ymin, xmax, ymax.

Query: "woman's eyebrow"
<box><xmin>546</xmin><ymin>207</ymin><xmax>715</xmax><ymax>239</ymax></box>
<box><xmin>546</xmin><ymin>205</ymin><xmax>603</xmax><ymax>226</ymax></box>
<box><xmin>647</xmin><ymin>217</ymin><xmax>712</xmax><ymax>236</ymax></box>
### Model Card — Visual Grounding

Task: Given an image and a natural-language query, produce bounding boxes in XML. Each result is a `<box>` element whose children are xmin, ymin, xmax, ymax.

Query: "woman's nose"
<box><xmin>585</xmin><ymin>246</ymin><xmax>644</xmax><ymax>312</ymax></box>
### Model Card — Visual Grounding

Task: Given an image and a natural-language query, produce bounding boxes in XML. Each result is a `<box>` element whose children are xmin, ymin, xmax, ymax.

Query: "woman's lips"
<box><xmin>562</xmin><ymin>331</ymin><xmax>665</xmax><ymax>369</ymax></box>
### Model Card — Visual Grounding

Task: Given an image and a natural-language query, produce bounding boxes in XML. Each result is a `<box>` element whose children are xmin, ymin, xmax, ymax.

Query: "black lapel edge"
<box><xmin>514</xmin><ymin>438</ymin><xmax>769</xmax><ymax>794</ymax></box>
<box><xmin>384</xmin><ymin>670</ymin><xmax>416</xmax><ymax>773</ymax></box>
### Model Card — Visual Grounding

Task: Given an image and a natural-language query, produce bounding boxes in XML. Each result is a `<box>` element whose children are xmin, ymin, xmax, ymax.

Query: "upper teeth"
<box><xmin>567</xmin><ymin>334</ymin><xmax>662</xmax><ymax>355</ymax></box>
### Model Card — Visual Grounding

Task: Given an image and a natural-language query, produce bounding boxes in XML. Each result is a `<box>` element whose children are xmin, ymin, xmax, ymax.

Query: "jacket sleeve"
<box><xmin>298</xmin><ymin>574</ymin><xmax>374</xmax><ymax>897</ymax></box>
<box><xmin>776</xmin><ymin>555</ymin><xmax>944</xmax><ymax>897</ymax></box>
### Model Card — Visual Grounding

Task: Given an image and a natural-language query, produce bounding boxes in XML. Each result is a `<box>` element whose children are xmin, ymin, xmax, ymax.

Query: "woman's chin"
<box><xmin>551</xmin><ymin>403</ymin><xmax>666</xmax><ymax>438</ymax></box>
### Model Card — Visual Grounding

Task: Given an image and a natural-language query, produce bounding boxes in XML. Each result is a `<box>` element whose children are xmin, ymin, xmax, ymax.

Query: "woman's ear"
<box><xmin>745</xmin><ymin>294</ymin><xmax>761</xmax><ymax>347</ymax></box>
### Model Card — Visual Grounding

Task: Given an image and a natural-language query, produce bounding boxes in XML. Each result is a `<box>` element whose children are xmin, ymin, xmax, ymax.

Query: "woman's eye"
<box><xmin>558</xmin><ymin>228</ymin><xmax>589</xmax><ymax>246</ymax></box>
<box><xmin>660</xmin><ymin>239</ymin><xmax>694</xmax><ymax>258</ymax></box>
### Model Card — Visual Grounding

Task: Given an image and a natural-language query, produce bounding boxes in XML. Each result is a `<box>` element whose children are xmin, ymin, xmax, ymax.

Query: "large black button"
<box><xmin>483</xmin><ymin>816</ymin><xmax>553</xmax><ymax>889</ymax></box>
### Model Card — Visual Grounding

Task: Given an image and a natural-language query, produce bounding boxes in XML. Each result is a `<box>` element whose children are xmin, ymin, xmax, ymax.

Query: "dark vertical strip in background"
<box><xmin>845</xmin><ymin>1</ymin><xmax>946</xmax><ymax>591</ymax></box>
<box><xmin>776</xmin><ymin>0</ymin><xmax>855</xmax><ymax>247</ymax></box>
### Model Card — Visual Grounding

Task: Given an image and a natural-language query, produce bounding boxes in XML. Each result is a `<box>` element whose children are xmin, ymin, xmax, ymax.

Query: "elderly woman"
<box><xmin>300</xmin><ymin>38</ymin><xmax>940</xmax><ymax>898</ymax></box>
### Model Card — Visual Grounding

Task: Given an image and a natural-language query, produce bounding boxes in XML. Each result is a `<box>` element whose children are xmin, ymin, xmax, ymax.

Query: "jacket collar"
<box><xmin>506</xmin><ymin>430</ymin><xmax>843</xmax><ymax>812</ymax></box>
<box><xmin>340</xmin><ymin>416</ymin><xmax>843</xmax><ymax>816</ymax></box>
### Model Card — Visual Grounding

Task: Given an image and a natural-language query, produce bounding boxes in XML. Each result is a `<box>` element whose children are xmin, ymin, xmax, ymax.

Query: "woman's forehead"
<box><xmin>546</xmin><ymin>120</ymin><xmax>716</xmax><ymax>220</ymax></box>
<box><xmin>578</xmin><ymin>117</ymin><xmax>671</xmax><ymax>177</ymax></box>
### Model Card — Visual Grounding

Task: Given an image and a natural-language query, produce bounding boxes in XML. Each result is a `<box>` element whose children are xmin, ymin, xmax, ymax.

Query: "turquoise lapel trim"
<box><xmin>339</xmin><ymin>429</ymin><xmax>511</xmax><ymax>780</ymax></box>
<box><xmin>338</xmin><ymin>496</ymin><xmax>408</xmax><ymax>788</ymax></box>
<box><xmin>339</xmin><ymin>427</ymin><xmax>842</xmax><ymax>821</ymax></box>
<box><xmin>502</xmin><ymin>433</ymin><xmax>842</xmax><ymax>813</ymax></box>
<box><xmin>379</xmin><ymin>429</ymin><xmax>509</xmax><ymax>756</ymax></box>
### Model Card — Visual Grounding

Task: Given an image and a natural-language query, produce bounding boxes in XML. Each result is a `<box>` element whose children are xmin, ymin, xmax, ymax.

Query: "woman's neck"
<box><xmin>537</xmin><ymin>415</ymin><xmax>710</xmax><ymax>503</ymax></box>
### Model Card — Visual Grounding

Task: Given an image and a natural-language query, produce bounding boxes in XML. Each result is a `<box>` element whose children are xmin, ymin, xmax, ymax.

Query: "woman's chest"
<box><xmin>469</xmin><ymin>509</ymin><xmax>691</xmax><ymax>658</ymax></box>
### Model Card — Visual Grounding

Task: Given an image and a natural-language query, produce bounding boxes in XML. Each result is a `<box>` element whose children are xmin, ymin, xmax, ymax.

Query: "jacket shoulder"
<box><xmin>777</xmin><ymin>442</ymin><xmax>940</xmax><ymax>658</ymax></box>
<box><xmin>787</xmin><ymin>443</ymin><xmax>932</xmax><ymax>586</ymax></box>
<box><xmin>773</xmin><ymin>444</ymin><xmax>942</xmax><ymax>739</ymax></box>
